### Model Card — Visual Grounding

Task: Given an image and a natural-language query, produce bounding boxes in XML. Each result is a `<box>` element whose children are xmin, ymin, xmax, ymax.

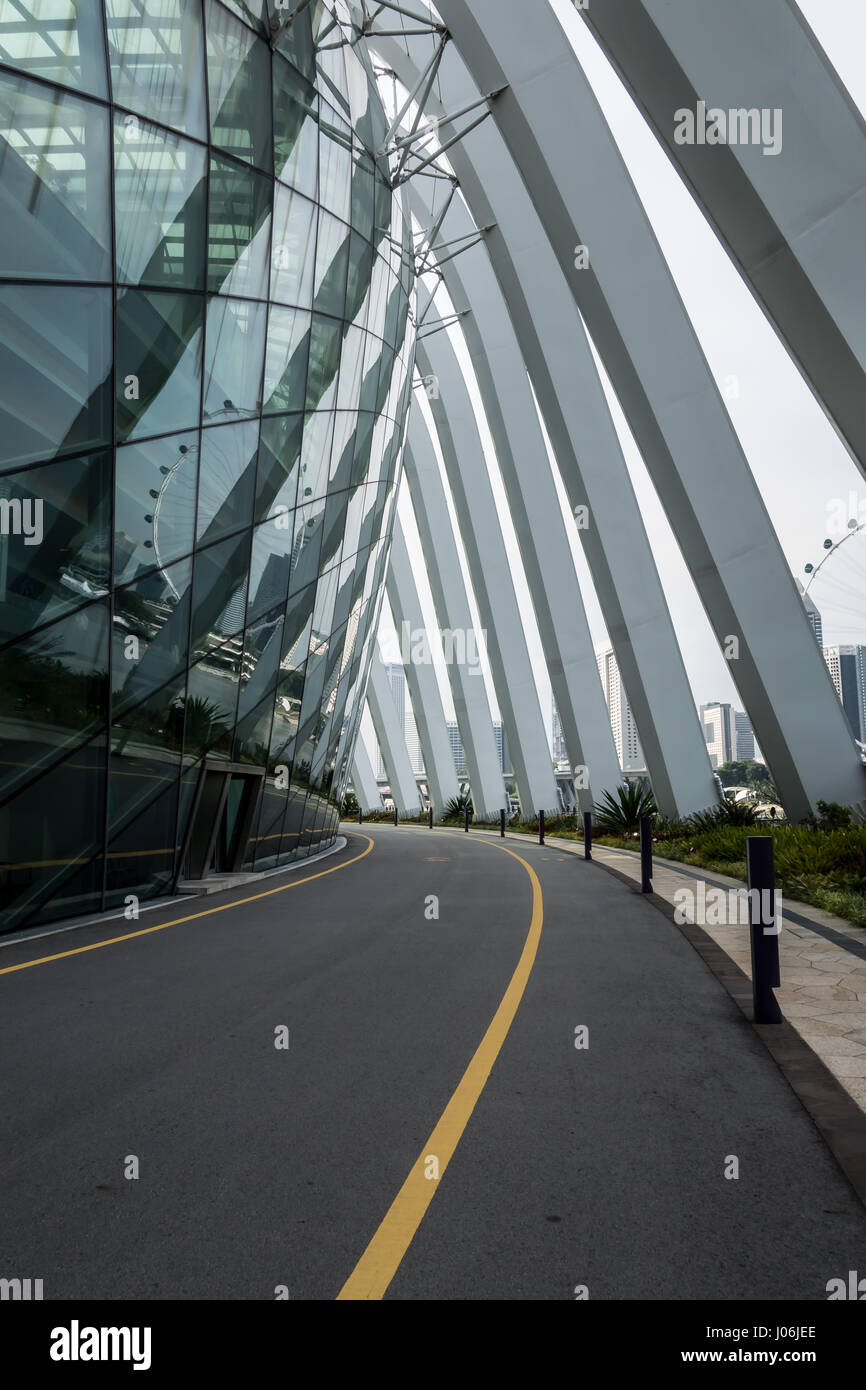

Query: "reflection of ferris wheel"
<box><xmin>803</xmin><ymin>517</ymin><xmax>866</xmax><ymax>647</ymax></box>
<box><xmin>150</xmin><ymin>406</ymin><xmax>258</xmax><ymax>598</ymax></box>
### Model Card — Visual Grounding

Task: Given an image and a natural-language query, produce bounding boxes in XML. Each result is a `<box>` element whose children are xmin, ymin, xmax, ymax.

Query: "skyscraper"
<box><xmin>824</xmin><ymin>646</ymin><xmax>862</xmax><ymax>741</ymax></box>
<box><xmin>596</xmin><ymin>647</ymin><xmax>645</xmax><ymax>772</ymax></box>
<box><xmin>797</xmin><ymin>580</ymin><xmax>824</xmax><ymax>648</ymax></box>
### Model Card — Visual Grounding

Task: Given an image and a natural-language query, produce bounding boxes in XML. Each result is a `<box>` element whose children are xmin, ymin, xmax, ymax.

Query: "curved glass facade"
<box><xmin>0</xmin><ymin>0</ymin><xmax>416</xmax><ymax>931</ymax></box>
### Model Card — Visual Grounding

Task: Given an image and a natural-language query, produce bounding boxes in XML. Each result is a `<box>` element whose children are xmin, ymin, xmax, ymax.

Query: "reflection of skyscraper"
<box><xmin>596</xmin><ymin>647</ymin><xmax>644</xmax><ymax>771</ymax></box>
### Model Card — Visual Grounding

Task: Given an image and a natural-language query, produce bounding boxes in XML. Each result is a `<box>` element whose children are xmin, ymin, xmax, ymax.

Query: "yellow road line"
<box><xmin>337</xmin><ymin>836</ymin><xmax>543</xmax><ymax>1301</ymax></box>
<box><xmin>0</xmin><ymin>835</ymin><xmax>374</xmax><ymax>977</ymax></box>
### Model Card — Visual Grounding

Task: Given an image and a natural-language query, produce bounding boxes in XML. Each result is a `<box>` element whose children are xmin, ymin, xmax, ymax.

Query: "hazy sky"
<box><xmin>367</xmin><ymin>0</ymin><xmax>866</xmax><ymax>763</ymax></box>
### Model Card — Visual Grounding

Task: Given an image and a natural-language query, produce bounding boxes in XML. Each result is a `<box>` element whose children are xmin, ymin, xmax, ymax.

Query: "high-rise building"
<box><xmin>797</xmin><ymin>580</ymin><xmax>823</xmax><ymax>648</ymax></box>
<box><xmin>734</xmin><ymin>709</ymin><xmax>756</xmax><ymax>761</ymax></box>
<box><xmin>824</xmin><ymin>646</ymin><xmax>863</xmax><ymax>741</ymax></box>
<box><xmin>446</xmin><ymin>720</ymin><xmax>509</xmax><ymax>776</ymax></box>
<box><xmin>596</xmin><ymin>647</ymin><xmax>645</xmax><ymax>771</ymax></box>
<box><xmin>377</xmin><ymin>664</ymin><xmax>424</xmax><ymax>777</ymax></box>
<box><xmin>701</xmin><ymin>703</ymin><xmax>735</xmax><ymax>769</ymax></box>
<box><xmin>551</xmin><ymin>696</ymin><xmax>567</xmax><ymax>762</ymax></box>
<box><xmin>858</xmin><ymin>648</ymin><xmax>866</xmax><ymax>748</ymax></box>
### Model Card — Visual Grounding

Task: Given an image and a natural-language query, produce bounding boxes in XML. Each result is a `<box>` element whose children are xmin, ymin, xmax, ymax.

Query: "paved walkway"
<box><xmin>1</xmin><ymin>826</ymin><xmax>864</xmax><ymax>1300</ymax></box>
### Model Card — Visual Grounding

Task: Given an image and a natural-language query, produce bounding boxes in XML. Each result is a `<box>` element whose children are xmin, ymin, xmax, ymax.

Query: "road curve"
<box><xmin>0</xmin><ymin>825</ymin><xmax>863</xmax><ymax>1300</ymax></box>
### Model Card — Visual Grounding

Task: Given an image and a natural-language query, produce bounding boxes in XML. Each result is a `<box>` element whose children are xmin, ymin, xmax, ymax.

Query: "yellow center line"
<box><xmin>0</xmin><ymin>835</ymin><xmax>374</xmax><ymax>976</ymax></box>
<box><xmin>337</xmin><ymin>835</ymin><xmax>543</xmax><ymax>1301</ymax></box>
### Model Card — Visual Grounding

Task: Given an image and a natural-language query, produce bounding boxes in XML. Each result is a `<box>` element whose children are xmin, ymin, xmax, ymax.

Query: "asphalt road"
<box><xmin>1</xmin><ymin>825</ymin><xmax>864</xmax><ymax>1300</ymax></box>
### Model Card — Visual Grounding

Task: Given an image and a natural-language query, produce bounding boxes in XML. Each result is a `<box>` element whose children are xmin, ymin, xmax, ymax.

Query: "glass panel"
<box><xmin>298</xmin><ymin>410</ymin><xmax>333</xmax><ymax>504</ymax></box>
<box><xmin>208</xmin><ymin>152</ymin><xmax>271</xmax><ymax>299</ymax></box>
<box><xmin>196</xmin><ymin>419</ymin><xmax>258</xmax><ymax>544</ymax></box>
<box><xmin>116</xmin><ymin>288</ymin><xmax>204</xmax><ymax>442</ymax></box>
<box><xmin>255</xmin><ymin>411</ymin><xmax>301</xmax><ymax>523</ymax></box>
<box><xmin>205</xmin><ymin>0</ymin><xmax>272</xmax><ymax>173</ymax></box>
<box><xmin>318</xmin><ymin>105</ymin><xmax>351</xmax><ymax>224</ymax></box>
<box><xmin>345</xmin><ymin>232</ymin><xmax>374</xmax><ymax>326</ymax></box>
<box><xmin>270</xmin><ymin>184</ymin><xmax>317</xmax><ymax>309</ymax></box>
<box><xmin>0</xmin><ymin>70</ymin><xmax>111</xmax><ymax>281</ymax></box>
<box><xmin>112</xmin><ymin>661</ymin><xmax>187</xmax><ymax>754</ymax></box>
<box><xmin>0</xmin><ymin>284</ymin><xmax>111</xmax><ymax>471</ymax></box>
<box><xmin>0</xmin><ymin>451</ymin><xmax>111</xmax><ymax>647</ymax></box>
<box><xmin>190</xmin><ymin>530</ymin><xmax>251</xmax><ymax>655</ymax></box>
<box><xmin>114</xmin><ymin>429</ymin><xmax>199</xmax><ymax>582</ymax></box>
<box><xmin>203</xmin><ymin>295</ymin><xmax>266</xmax><ymax>421</ymax></box>
<box><xmin>273</xmin><ymin>60</ymin><xmax>317</xmax><ymax>197</ymax></box>
<box><xmin>329</xmin><ymin>409</ymin><xmax>356</xmax><ymax>489</ymax></box>
<box><xmin>235</xmin><ymin>682</ymin><xmax>278</xmax><ymax>767</ymax></box>
<box><xmin>288</xmin><ymin>495</ymin><xmax>324</xmax><ymax>595</ymax></box>
<box><xmin>0</xmin><ymin>0</ymin><xmax>108</xmax><ymax>98</ymax></box>
<box><xmin>320</xmin><ymin>486</ymin><xmax>348</xmax><ymax>574</ymax></box>
<box><xmin>305</xmin><ymin>313</ymin><xmax>343</xmax><ymax>411</ymax></box>
<box><xmin>106</xmin><ymin>0</ymin><xmax>207</xmax><ymax>141</ymax></box>
<box><xmin>335</xmin><ymin>323</ymin><xmax>365</xmax><ymax>413</ymax></box>
<box><xmin>246</xmin><ymin>526</ymin><xmax>290</xmax><ymax>628</ymax></box>
<box><xmin>112</xmin><ymin>555</ymin><xmax>192</xmax><ymax>717</ymax></box>
<box><xmin>313</xmin><ymin>209</ymin><xmax>349</xmax><ymax>319</ymax></box>
<box><xmin>0</xmin><ymin>732</ymin><xmax>106</xmax><ymax>933</ymax></box>
<box><xmin>351</xmin><ymin>146</ymin><xmax>375</xmax><ymax>243</ymax></box>
<box><xmin>105</xmin><ymin>774</ymin><xmax>181</xmax><ymax>903</ymax></box>
<box><xmin>114</xmin><ymin>113</ymin><xmax>206</xmax><ymax>290</ymax></box>
<box><xmin>218</xmin><ymin>0</ymin><xmax>267</xmax><ymax>36</ymax></box>
<box><xmin>184</xmin><ymin>640</ymin><xmax>242</xmax><ymax>759</ymax></box>
<box><xmin>262</xmin><ymin>304</ymin><xmax>309</xmax><ymax>416</ymax></box>
<box><xmin>0</xmin><ymin>601</ymin><xmax>108</xmax><ymax>802</ymax></box>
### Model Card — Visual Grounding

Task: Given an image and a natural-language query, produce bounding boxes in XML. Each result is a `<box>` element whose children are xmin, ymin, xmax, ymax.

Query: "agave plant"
<box><xmin>443</xmin><ymin>793</ymin><xmax>473</xmax><ymax>820</ymax></box>
<box><xmin>688</xmin><ymin>794</ymin><xmax>759</xmax><ymax>831</ymax></box>
<box><xmin>592</xmin><ymin>783</ymin><xmax>657</xmax><ymax>834</ymax></box>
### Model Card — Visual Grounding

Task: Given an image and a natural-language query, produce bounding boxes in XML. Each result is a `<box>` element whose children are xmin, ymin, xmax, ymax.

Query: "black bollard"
<box><xmin>500</xmin><ymin>808</ymin><xmax>506</xmax><ymax>838</ymax></box>
<box><xmin>539</xmin><ymin>809</ymin><xmax>545</xmax><ymax>845</ymax></box>
<box><xmin>746</xmin><ymin>836</ymin><xmax>782</xmax><ymax>1024</ymax></box>
<box><xmin>640</xmin><ymin>815</ymin><xmax>653</xmax><ymax>893</ymax></box>
<box><xmin>359</xmin><ymin>808</ymin><xmax>363</xmax><ymax>826</ymax></box>
<box><xmin>583</xmin><ymin>810</ymin><xmax>592</xmax><ymax>861</ymax></box>
<box><xmin>464</xmin><ymin>805</ymin><xmax>470</xmax><ymax>833</ymax></box>
<box><xmin>428</xmin><ymin>805</ymin><xmax>433</xmax><ymax>830</ymax></box>
<box><xmin>393</xmin><ymin>805</ymin><xmax>398</xmax><ymax>827</ymax></box>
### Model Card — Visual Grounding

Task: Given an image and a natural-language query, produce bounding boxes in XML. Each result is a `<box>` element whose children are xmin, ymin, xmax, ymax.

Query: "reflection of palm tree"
<box><xmin>168</xmin><ymin>694</ymin><xmax>230</xmax><ymax>753</ymax></box>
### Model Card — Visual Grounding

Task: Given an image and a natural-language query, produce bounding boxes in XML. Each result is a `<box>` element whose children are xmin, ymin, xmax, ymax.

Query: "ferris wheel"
<box><xmin>803</xmin><ymin>516</ymin><xmax>866</xmax><ymax>649</ymax></box>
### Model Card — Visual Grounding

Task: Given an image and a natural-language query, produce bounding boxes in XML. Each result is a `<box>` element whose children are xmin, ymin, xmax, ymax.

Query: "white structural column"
<box><xmin>580</xmin><ymin>0</ymin><xmax>866</xmax><ymax>482</ymax></box>
<box><xmin>351</xmin><ymin>729</ymin><xmax>382</xmax><ymax>812</ymax></box>
<box><xmin>386</xmin><ymin>512</ymin><xmax>461</xmax><ymax>814</ymax></box>
<box><xmin>403</xmin><ymin>414</ymin><xmax>505</xmax><ymax>817</ymax></box>
<box><xmin>367</xmin><ymin>649</ymin><xmax>423</xmax><ymax>814</ymax></box>
<box><xmin>408</xmin><ymin>181</ymin><xmax>621</xmax><ymax>811</ymax></box>
<box><xmin>414</xmin><ymin>318</ymin><xmax>558</xmax><ymax>815</ymax></box>
<box><xmin>377</xmin><ymin>34</ymin><xmax>717</xmax><ymax>819</ymax></box>
<box><xmin>431</xmin><ymin>0</ymin><xmax>866</xmax><ymax>820</ymax></box>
